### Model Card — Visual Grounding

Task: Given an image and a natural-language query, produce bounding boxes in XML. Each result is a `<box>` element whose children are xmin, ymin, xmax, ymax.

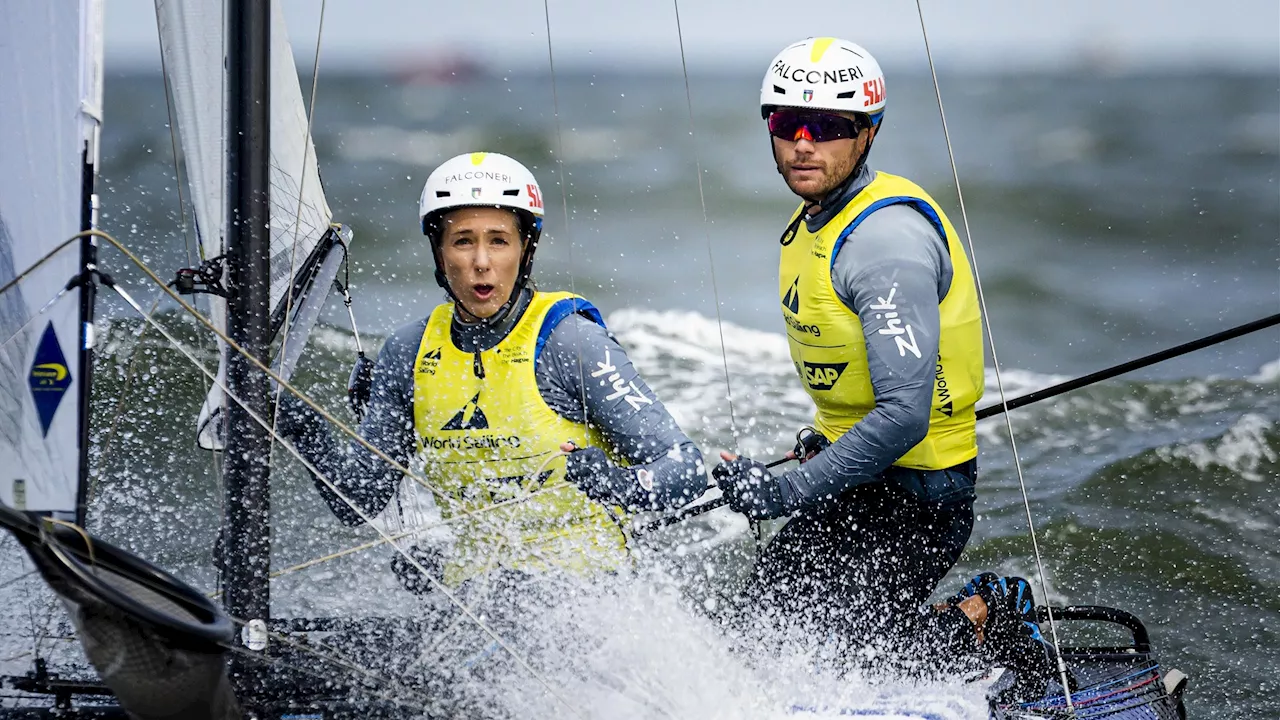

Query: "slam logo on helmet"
<box><xmin>801</xmin><ymin>361</ymin><xmax>847</xmax><ymax>391</ymax></box>
<box><xmin>28</xmin><ymin>322</ymin><xmax>72</xmax><ymax>437</ymax></box>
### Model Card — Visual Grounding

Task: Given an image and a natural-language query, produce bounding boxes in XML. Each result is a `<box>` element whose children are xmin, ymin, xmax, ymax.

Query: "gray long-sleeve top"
<box><xmin>280</xmin><ymin>288</ymin><xmax>706</xmax><ymax>526</ymax></box>
<box><xmin>780</xmin><ymin>164</ymin><xmax>960</xmax><ymax>507</ymax></box>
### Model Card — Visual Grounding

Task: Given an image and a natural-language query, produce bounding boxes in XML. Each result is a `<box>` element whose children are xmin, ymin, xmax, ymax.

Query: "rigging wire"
<box><xmin>269</xmin><ymin>0</ymin><xmax>330</xmax><ymax>462</ymax></box>
<box><xmin>153</xmin><ymin>0</ymin><xmax>223</xmax><ymax>492</ymax></box>
<box><xmin>211</xmin><ymin>451</ymin><xmax>573</xmax><ymax>593</ymax></box>
<box><xmin>912</xmin><ymin>1</ymin><xmax>1076</xmax><ymax>709</ymax></box>
<box><xmin>85</xmin><ymin>295</ymin><xmax>164</xmax><ymax>509</ymax></box>
<box><xmin>108</xmin><ymin>281</ymin><xmax>586</xmax><ymax>719</ymax></box>
<box><xmin>668</xmin><ymin>0</ymin><xmax>763</xmax><ymax>548</ymax></box>
<box><xmin>539</xmin><ymin>0</ymin><xmax>594</xmax><ymax>438</ymax></box>
<box><xmin>42</xmin><ymin>231</ymin><xmax>585</xmax><ymax>527</ymax></box>
<box><xmin>0</xmin><ymin>570</ymin><xmax>37</xmax><ymax>594</ymax></box>
<box><xmin>0</xmin><ymin>237</ymin><xmax>80</xmax><ymax>299</ymax></box>
<box><xmin>670</xmin><ymin>0</ymin><xmax>740</xmax><ymax>449</ymax></box>
<box><xmin>90</xmin><ymin>230</ymin><xmax>584</xmax><ymax>719</ymax></box>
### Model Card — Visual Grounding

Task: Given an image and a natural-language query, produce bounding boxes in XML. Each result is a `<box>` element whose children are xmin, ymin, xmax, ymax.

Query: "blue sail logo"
<box><xmin>28</xmin><ymin>322</ymin><xmax>72</xmax><ymax>437</ymax></box>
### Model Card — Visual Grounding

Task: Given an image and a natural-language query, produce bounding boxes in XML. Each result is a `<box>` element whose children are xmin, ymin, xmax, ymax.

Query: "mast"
<box><xmin>74</xmin><ymin>149</ymin><xmax>98</xmax><ymax>526</ymax></box>
<box><xmin>223</xmin><ymin>0</ymin><xmax>272</xmax><ymax>698</ymax></box>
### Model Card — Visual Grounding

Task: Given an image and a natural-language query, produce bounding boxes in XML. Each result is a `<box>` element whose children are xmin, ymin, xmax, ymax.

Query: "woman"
<box><xmin>280</xmin><ymin>152</ymin><xmax>705</xmax><ymax>588</ymax></box>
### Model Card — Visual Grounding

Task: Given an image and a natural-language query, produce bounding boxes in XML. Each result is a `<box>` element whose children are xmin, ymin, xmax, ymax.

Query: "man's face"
<box><xmin>769</xmin><ymin>109</ymin><xmax>874</xmax><ymax>204</ymax></box>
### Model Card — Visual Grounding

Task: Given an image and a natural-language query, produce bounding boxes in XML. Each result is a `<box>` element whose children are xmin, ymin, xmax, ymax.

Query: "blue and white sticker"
<box><xmin>28</xmin><ymin>321</ymin><xmax>72</xmax><ymax>437</ymax></box>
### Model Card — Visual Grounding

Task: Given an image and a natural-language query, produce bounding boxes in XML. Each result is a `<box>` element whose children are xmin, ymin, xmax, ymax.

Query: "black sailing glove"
<box><xmin>712</xmin><ymin>455</ymin><xmax>799</xmax><ymax>520</ymax></box>
<box><xmin>564</xmin><ymin>446</ymin><xmax>646</xmax><ymax>511</ymax></box>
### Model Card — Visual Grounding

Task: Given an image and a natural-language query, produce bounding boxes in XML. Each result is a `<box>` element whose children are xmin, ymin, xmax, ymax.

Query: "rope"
<box><xmin>219</xmin><ymin>451</ymin><xmax>574</xmax><ymax>591</ymax></box>
<box><xmin>0</xmin><ymin>287</ymin><xmax>70</xmax><ymax>355</ymax></box>
<box><xmin>912</xmin><ymin>1</ymin><xmax>1075</xmax><ymax>710</ymax></box>
<box><xmin>670</xmin><ymin>0</ymin><xmax>740</xmax><ymax>448</ymax></box>
<box><xmin>97</xmin><ymin>239</ymin><xmax>585</xmax><ymax>718</ymax></box>
<box><xmin>0</xmin><ymin>236</ymin><xmax>79</xmax><ymax>300</ymax></box>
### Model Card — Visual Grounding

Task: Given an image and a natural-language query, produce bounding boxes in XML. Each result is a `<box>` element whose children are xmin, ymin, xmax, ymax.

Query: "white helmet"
<box><xmin>419</xmin><ymin>151</ymin><xmax>545</xmax><ymax>237</ymax></box>
<box><xmin>418</xmin><ymin>151</ymin><xmax>547</xmax><ymax>307</ymax></box>
<box><xmin>759</xmin><ymin>37</ymin><xmax>886</xmax><ymax>126</ymax></box>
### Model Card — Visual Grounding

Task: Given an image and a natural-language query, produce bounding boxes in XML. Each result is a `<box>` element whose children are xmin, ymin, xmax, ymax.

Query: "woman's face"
<box><xmin>438</xmin><ymin>206</ymin><xmax>524</xmax><ymax>320</ymax></box>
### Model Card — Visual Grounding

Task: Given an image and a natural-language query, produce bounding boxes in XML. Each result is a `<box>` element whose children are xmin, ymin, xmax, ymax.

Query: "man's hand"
<box><xmin>562</xmin><ymin>443</ymin><xmax>644</xmax><ymax>510</ymax></box>
<box><xmin>712</xmin><ymin>452</ymin><xmax>798</xmax><ymax>520</ymax></box>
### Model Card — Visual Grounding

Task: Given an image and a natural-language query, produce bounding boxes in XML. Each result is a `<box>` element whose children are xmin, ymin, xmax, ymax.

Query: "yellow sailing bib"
<box><xmin>778</xmin><ymin>171</ymin><xmax>984</xmax><ymax>470</ymax></box>
<box><xmin>412</xmin><ymin>291</ymin><xmax>628</xmax><ymax>586</ymax></box>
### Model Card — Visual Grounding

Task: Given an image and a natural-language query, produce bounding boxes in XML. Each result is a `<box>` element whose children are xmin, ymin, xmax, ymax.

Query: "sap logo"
<box><xmin>418</xmin><ymin>347</ymin><xmax>441</xmax><ymax>374</ymax></box>
<box><xmin>802</xmin><ymin>361</ymin><xmax>848</xmax><ymax>390</ymax></box>
<box><xmin>441</xmin><ymin>392</ymin><xmax>489</xmax><ymax>431</ymax></box>
<box><xmin>28</xmin><ymin>322</ymin><xmax>72</xmax><ymax>437</ymax></box>
<box><xmin>782</xmin><ymin>276</ymin><xmax>800</xmax><ymax>314</ymax></box>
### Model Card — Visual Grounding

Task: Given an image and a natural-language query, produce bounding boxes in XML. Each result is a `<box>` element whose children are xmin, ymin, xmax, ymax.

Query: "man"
<box><xmin>279</xmin><ymin>151</ymin><xmax>706</xmax><ymax>589</ymax></box>
<box><xmin>713</xmin><ymin>37</ymin><xmax>986</xmax><ymax>651</ymax></box>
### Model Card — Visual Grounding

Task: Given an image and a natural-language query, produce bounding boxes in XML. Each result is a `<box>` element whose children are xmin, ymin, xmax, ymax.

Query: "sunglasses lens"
<box><xmin>768</xmin><ymin>111</ymin><xmax>860</xmax><ymax>142</ymax></box>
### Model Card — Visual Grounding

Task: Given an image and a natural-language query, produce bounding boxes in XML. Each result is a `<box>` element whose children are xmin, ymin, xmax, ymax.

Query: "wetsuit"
<box><xmin>740</xmin><ymin>164</ymin><xmax>984</xmax><ymax>656</ymax></box>
<box><xmin>279</xmin><ymin>287</ymin><xmax>706</xmax><ymax>582</ymax></box>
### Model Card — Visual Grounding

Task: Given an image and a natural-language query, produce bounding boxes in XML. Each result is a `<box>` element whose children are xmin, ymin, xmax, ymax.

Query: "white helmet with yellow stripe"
<box><xmin>418</xmin><ymin>151</ymin><xmax>545</xmax><ymax>238</ymax></box>
<box><xmin>760</xmin><ymin>37</ymin><xmax>886</xmax><ymax>126</ymax></box>
<box><xmin>418</xmin><ymin>151</ymin><xmax>547</xmax><ymax>311</ymax></box>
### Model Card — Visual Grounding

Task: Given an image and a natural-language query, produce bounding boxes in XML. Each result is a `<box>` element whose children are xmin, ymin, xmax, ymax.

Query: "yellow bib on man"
<box><xmin>412</xmin><ymin>291</ymin><xmax>628</xmax><ymax>586</ymax></box>
<box><xmin>778</xmin><ymin>171</ymin><xmax>984</xmax><ymax>470</ymax></box>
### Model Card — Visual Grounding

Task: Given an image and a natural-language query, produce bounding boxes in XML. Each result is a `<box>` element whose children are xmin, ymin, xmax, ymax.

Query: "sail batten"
<box><xmin>156</xmin><ymin>0</ymin><xmax>345</xmax><ymax>451</ymax></box>
<box><xmin>0</xmin><ymin>0</ymin><xmax>104</xmax><ymax>518</ymax></box>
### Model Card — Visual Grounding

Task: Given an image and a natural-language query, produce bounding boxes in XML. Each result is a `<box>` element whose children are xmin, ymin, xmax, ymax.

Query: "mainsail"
<box><xmin>156</xmin><ymin>0</ymin><xmax>347</xmax><ymax>450</ymax></box>
<box><xmin>0</xmin><ymin>0</ymin><xmax>104</xmax><ymax>520</ymax></box>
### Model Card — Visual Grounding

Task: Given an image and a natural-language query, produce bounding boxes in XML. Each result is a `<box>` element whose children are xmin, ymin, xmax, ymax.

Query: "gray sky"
<box><xmin>109</xmin><ymin>1</ymin><xmax>1279</xmax><ymax>71</ymax></box>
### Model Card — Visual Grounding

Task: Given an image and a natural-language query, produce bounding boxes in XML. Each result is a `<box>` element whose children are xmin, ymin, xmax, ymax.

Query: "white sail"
<box><xmin>0</xmin><ymin>0</ymin><xmax>104</xmax><ymax>518</ymax></box>
<box><xmin>156</xmin><ymin>0</ymin><xmax>344</xmax><ymax>450</ymax></box>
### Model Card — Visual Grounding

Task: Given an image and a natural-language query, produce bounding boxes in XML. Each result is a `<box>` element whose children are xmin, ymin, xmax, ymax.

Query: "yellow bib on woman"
<box><xmin>412</xmin><ymin>291</ymin><xmax>628</xmax><ymax>586</ymax></box>
<box><xmin>778</xmin><ymin>171</ymin><xmax>984</xmax><ymax>470</ymax></box>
